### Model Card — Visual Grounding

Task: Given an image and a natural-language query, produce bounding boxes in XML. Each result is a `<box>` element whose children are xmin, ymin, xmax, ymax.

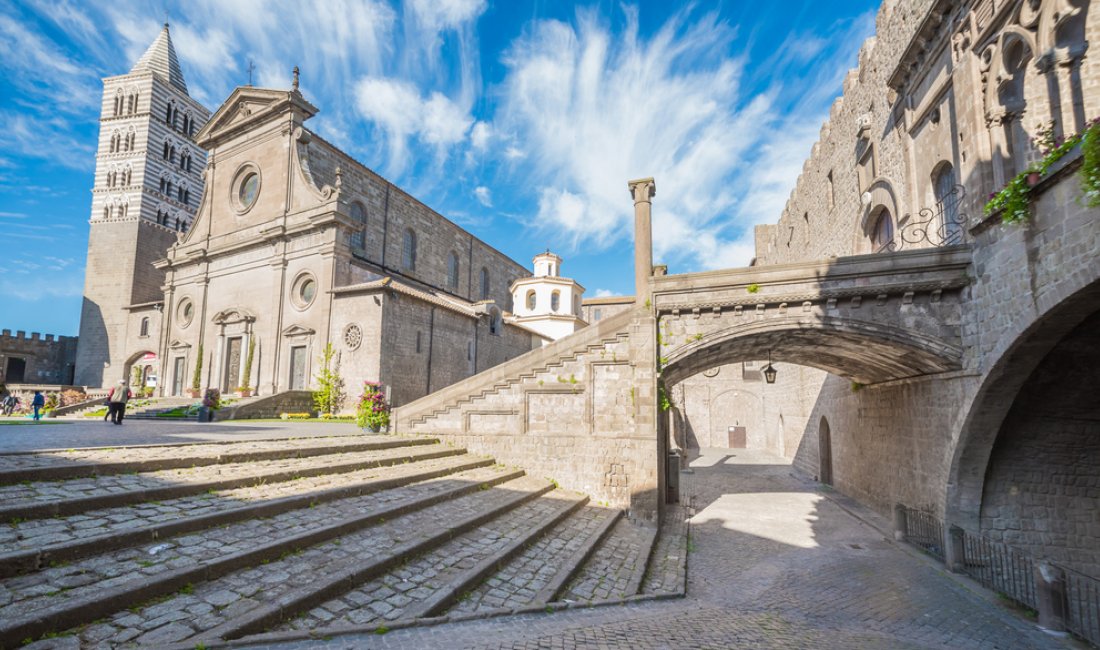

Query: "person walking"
<box><xmin>107</xmin><ymin>380</ymin><xmax>133</xmax><ymax>425</ymax></box>
<box><xmin>31</xmin><ymin>391</ymin><xmax>45</xmax><ymax>421</ymax></box>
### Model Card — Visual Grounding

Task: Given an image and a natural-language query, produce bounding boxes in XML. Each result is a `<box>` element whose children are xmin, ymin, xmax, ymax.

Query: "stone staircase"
<box><xmin>0</xmin><ymin>434</ymin><xmax>686</xmax><ymax>648</ymax></box>
<box><xmin>123</xmin><ymin>397</ymin><xmax>205</xmax><ymax>421</ymax></box>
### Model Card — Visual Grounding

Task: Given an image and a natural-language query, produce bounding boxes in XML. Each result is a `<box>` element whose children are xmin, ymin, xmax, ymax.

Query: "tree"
<box><xmin>312</xmin><ymin>343</ymin><xmax>345</xmax><ymax>415</ymax></box>
<box><xmin>191</xmin><ymin>344</ymin><xmax>204</xmax><ymax>393</ymax></box>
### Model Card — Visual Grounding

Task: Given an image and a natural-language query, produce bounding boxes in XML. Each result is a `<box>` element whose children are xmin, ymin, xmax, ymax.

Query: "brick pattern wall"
<box><xmin>0</xmin><ymin>331</ymin><xmax>77</xmax><ymax>385</ymax></box>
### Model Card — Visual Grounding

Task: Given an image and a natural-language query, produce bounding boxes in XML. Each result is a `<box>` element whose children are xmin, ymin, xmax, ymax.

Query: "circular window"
<box><xmin>291</xmin><ymin>273</ymin><xmax>318</xmax><ymax>309</ymax></box>
<box><xmin>177</xmin><ymin>298</ymin><xmax>194</xmax><ymax>328</ymax></box>
<box><xmin>231</xmin><ymin>164</ymin><xmax>261</xmax><ymax>214</ymax></box>
<box><xmin>343</xmin><ymin>323</ymin><xmax>363</xmax><ymax>350</ymax></box>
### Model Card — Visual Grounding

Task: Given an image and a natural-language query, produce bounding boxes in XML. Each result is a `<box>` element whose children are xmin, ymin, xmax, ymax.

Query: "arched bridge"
<box><xmin>652</xmin><ymin>245</ymin><xmax>972</xmax><ymax>386</ymax></box>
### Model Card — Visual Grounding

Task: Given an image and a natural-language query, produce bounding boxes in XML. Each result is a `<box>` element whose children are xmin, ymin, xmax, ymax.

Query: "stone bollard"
<box><xmin>1034</xmin><ymin>563</ymin><xmax>1068</xmax><ymax>636</ymax></box>
<box><xmin>945</xmin><ymin>525</ymin><xmax>966</xmax><ymax>573</ymax></box>
<box><xmin>893</xmin><ymin>504</ymin><xmax>908</xmax><ymax>542</ymax></box>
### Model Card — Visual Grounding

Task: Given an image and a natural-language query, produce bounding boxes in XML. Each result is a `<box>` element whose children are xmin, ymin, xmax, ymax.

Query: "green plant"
<box><xmin>191</xmin><ymin>344</ymin><xmax>204</xmax><ymax>392</ymax></box>
<box><xmin>355</xmin><ymin>380</ymin><xmax>390</xmax><ymax>431</ymax></box>
<box><xmin>850</xmin><ymin>381</ymin><xmax>865</xmax><ymax>392</ymax></box>
<box><xmin>746</xmin><ymin>283</ymin><xmax>760</xmax><ymax>294</ymax></box>
<box><xmin>312</xmin><ymin>343</ymin><xmax>345</xmax><ymax>416</ymax></box>
<box><xmin>202</xmin><ymin>388</ymin><xmax>221</xmax><ymax>410</ymax></box>
<box><xmin>131</xmin><ymin>364</ymin><xmax>144</xmax><ymax>389</ymax></box>
<box><xmin>240</xmin><ymin>338</ymin><xmax>256</xmax><ymax>391</ymax></box>
<box><xmin>1080</xmin><ymin>117</ymin><xmax>1100</xmax><ymax>206</ymax></box>
<box><xmin>658</xmin><ymin>385</ymin><xmax>672</xmax><ymax>412</ymax></box>
<box><xmin>375</xmin><ymin>625</ymin><xmax>389</xmax><ymax>635</ymax></box>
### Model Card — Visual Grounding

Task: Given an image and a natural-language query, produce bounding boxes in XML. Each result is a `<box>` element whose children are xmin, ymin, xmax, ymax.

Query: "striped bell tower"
<box><xmin>75</xmin><ymin>25</ymin><xmax>212</xmax><ymax>388</ymax></box>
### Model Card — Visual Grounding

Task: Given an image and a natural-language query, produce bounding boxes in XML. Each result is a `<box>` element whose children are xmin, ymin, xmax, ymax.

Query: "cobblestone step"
<box><xmin>282</xmin><ymin>488</ymin><xmax>589</xmax><ymax>632</ymax></box>
<box><xmin>640</xmin><ymin>506</ymin><xmax>689</xmax><ymax>596</ymax></box>
<box><xmin>0</xmin><ymin>465</ymin><xmax>527</xmax><ymax>647</ymax></box>
<box><xmin>0</xmin><ymin>434</ymin><xmax>432</xmax><ymax>483</ymax></box>
<box><xmin>116</xmin><ymin>475</ymin><xmax>553</xmax><ymax>646</ymax></box>
<box><xmin>0</xmin><ymin>443</ymin><xmax>462</xmax><ymax>522</ymax></box>
<box><xmin>559</xmin><ymin>516</ymin><xmax>659</xmax><ymax>604</ymax></box>
<box><xmin>0</xmin><ymin>454</ymin><xmax>493</xmax><ymax>578</ymax></box>
<box><xmin>450</xmin><ymin>505</ymin><xmax>623</xmax><ymax>614</ymax></box>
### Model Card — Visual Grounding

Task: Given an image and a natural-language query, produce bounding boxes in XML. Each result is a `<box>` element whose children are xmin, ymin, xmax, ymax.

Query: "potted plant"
<box><xmin>356</xmin><ymin>381</ymin><xmax>390</xmax><ymax>433</ymax></box>
<box><xmin>188</xmin><ymin>345</ymin><xmax>204</xmax><ymax>398</ymax></box>
<box><xmin>198</xmin><ymin>388</ymin><xmax>220</xmax><ymax>422</ymax></box>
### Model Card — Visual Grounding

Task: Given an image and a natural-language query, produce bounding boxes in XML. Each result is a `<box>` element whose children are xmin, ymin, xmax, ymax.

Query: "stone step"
<box><xmin>101</xmin><ymin>475</ymin><xmax>553</xmax><ymax>646</ymax></box>
<box><xmin>558</xmin><ymin>516</ymin><xmax>659</xmax><ymax>604</ymax></box>
<box><xmin>0</xmin><ymin>454</ymin><xmax>493</xmax><ymax>578</ymax></box>
<box><xmin>0</xmin><ymin>434</ymin><xmax>434</xmax><ymax>483</ymax></box>
<box><xmin>0</xmin><ymin>465</ymin><xmax>527</xmax><ymax>647</ymax></box>
<box><xmin>0</xmin><ymin>443</ymin><xmax>462</xmax><ymax>521</ymax></box>
<box><xmin>280</xmin><ymin>488</ymin><xmax>588</xmax><ymax>632</ymax></box>
<box><xmin>640</xmin><ymin>506</ymin><xmax>690</xmax><ymax>596</ymax></box>
<box><xmin>447</xmin><ymin>504</ymin><xmax>621</xmax><ymax>615</ymax></box>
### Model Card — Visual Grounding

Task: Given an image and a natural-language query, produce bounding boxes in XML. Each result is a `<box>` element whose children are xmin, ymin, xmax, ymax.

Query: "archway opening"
<box><xmin>818</xmin><ymin>416</ymin><xmax>833</xmax><ymax>486</ymax></box>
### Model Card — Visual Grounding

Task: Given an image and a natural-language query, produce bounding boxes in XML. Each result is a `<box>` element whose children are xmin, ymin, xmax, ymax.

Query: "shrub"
<box><xmin>312</xmin><ymin>343</ymin><xmax>345</xmax><ymax>416</ymax></box>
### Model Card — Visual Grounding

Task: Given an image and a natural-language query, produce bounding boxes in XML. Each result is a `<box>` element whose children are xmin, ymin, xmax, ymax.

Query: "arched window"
<box><xmin>479</xmin><ymin>267</ymin><xmax>490</xmax><ymax>300</ymax></box>
<box><xmin>402</xmin><ymin>229</ymin><xmax>417</xmax><ymax>270</ymax></box>
<box><xmin>178</xmin><ymin>185</ymin><xmax>185</xmax><ymax>203</ymax></box>
<box><xmin>159</xmin><ymin>177</ymin><xmax>167</xmax><ymax>194</ymax></box>
<box><xmin>129</xmin><ymin>132</ymin><xmax>135</xmax><ymax>150</ymax></box>
<box><xmin>185</xmin><ymin>154</ymin><xmax>192</xmax><ymax>173</ymax></box>
<box><xmin>139</xmin><ymin>317</ymin><xmax>149</xmax><ymax>337</ymax></box>
<box><xmin>103</xmin><ymin>206</ymin><xmax>109</xmax><ymax>220</ymax></box>
<box><xmin>488</xmin><ymin>306</ymin><xmax>502</xmax><ymax>335</ymax></box>
<box><xmin>526</xmin><ymin>290</ymin><xmax>536</xmax><ymax>311</ymax></box>
<box><xmin>163</xmin><ymin>141</ymin><xmax>170</xmax><ymax>160</ymax></box>
<box><xmin>447</xmin><ymin>251</ymin><xmax>460</xmax><ymax>290</ymax></box>
<box><xmin>347</xmin><ymin>202</ymin><xmax>366</xmax><ymax>249</ymax></box>
<box><xmin>551</xmin><ymin>291</ymin><xmax>561</xmax><ymax>312</ymax></box>
<box><xmin>933</xmin><ymin>163</ymin><xmax>963</xmax><ymax>245</ymax></box>
<box><xmin>175</xmin><ymin>217</ymin><xmax>181</xmax><ymax>231</ymax></box>
<box><xmin>165</xmin><ymin>102</ymin><xmax>173</xmax><ymax>125</ymax></box>
<box><xmin>114</xmin><ymin>92</ymin><xmax>122</xmax><ymax>116</ymax></box>
<box><xmin>870</xmin><ymin>209</ymin><xmax>894</xmax><ymax>253</ymax></box>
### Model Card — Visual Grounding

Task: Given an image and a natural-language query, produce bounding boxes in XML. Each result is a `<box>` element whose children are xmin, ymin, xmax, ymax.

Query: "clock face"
<box><xmin>238</xmin><ymin>172</ymin><xmax>259</xmax><ymax>209</ymax></box>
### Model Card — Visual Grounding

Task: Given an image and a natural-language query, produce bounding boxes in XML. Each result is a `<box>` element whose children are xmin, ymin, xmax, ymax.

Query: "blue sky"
<box><xmin>0</xmin><ymin>0</ymin><xmax>878</xmax><ymax>336</ymax></box>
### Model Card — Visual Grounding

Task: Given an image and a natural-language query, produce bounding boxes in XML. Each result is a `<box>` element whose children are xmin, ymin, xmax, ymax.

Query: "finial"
<box><xmin>334</xmin><ymin>165</ymin><xmax>343</xmax><ymax>189</ymax></box>
<box><xmin>164</xmin><ymin>22</ymin><xmax>170</xmax><ymax>30</ymax></box>
<box><xmin>292</xmin><ymin>66</ymin><xmax>300</xmax><ymax>91</ymax></box>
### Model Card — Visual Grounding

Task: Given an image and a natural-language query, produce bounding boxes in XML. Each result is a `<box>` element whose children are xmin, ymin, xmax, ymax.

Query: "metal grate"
<box><xmin>1065</xmin><ymin>566</ymin><xmax>1100</xmax><ymax>646</ymax></box>
<box><xmin>903</xmin><ymin>507</ymin><xmax>945</xmax><ymax>561</ymax></box>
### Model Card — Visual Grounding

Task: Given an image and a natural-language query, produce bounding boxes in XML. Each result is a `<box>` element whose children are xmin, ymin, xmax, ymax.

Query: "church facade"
<box><xmin>76</xmin><ymin>27</ymin><xmax>544</xmax><ymax>407</ymax></box>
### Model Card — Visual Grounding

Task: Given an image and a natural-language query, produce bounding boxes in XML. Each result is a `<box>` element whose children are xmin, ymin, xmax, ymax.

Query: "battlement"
<box><xmin>0</xmin><ymin>330</ymin><xmax>77</xmax><ymax>344</ymax></box>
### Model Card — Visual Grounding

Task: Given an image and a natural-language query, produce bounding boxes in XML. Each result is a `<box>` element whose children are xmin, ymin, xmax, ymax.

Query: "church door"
<box><xmin>172</xmin><ymin>357</ymin><xmax>185</xmax><ymax>396</ymax></box>
<box><xmin>223</xmin><ymin>337</ymin><xmax>243</xmax><ymax>393</ymax></box>
<box><xmin>5</xmin><ymin>358</ymin><xmax>26</xmax><ymax>383</ymax></box>
<box><xmin>289</xmin><ymin>345</ymin><xmax>307</xmax><ymax>391</ymax></box>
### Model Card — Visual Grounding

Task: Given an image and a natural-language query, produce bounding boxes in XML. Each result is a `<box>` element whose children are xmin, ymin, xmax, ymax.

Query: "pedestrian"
<box><xmin>31</xmin><ymin>391</ymin><xmax>45</xmax><ymax>421</ymax></box>
<box><xmin>1</xmin><ymin>391</ymin><xmax>13</xmax><ymax>416</ymax></box>
<box><xmin>107</xmin><ymin>380</ymin><xmax>133</xmax><ymax>425</ymax></box>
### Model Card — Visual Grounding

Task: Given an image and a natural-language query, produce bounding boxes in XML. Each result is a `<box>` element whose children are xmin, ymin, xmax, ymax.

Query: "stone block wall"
<box><xmin>0</xmin><ymin>331</ymin><xmax>78</xmax><ymax>386</ymax></box>
<box><xmin>395</xmin><ymin>307</ymin><xmax>661</xmax><ymax>519</ymax></box>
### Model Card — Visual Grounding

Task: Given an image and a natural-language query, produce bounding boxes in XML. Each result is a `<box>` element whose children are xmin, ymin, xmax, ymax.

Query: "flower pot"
<box><xmin>1026</xmin><ymin>171</ymin><xmax>1042</xmax><ymax>187</ymax></box>
<box><xmin>362</xmin><ymin>425</ymin><xmax>381</xmax><ymax>434</ymax></box>
<box><xmin>187</xmin><ymin>389</ymin><xmax>202</xmax><ymax>399</ymax></box>
<box><xmin>237</xmin><ymin>389</ymin><xmax>252</xmax><ymax>398</ymax></box>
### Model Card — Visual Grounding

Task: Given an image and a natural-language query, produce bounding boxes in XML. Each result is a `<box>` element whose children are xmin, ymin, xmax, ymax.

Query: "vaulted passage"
<box><xmin>979</xmin><ymin>309</ymin><xmax>1100</xmax><ymax>578</ymax></box>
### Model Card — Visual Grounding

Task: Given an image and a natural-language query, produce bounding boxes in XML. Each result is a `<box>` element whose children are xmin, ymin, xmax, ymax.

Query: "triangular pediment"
<box><xmin>195</xmin><ymin>86</ymin><xmax>318</xmax><ymax>148</ymax></box>
<box><xmin>282</xmin><ymin>324</ymin><xmax>316</xmax><ymax>338</ymax></box>
<box><xmin>167</xmin><ymin>339</ymin><xmax>192</xmax><ymax>349</ymax></box>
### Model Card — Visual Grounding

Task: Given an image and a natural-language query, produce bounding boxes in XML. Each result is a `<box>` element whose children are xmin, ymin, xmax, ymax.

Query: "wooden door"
<box><xmin>172</xmin><ymin>357</ymin><xmax>185</xmax><ymax>396</ymax></box>
<box><xmin>727</xmin><ymin>426</ymin><xmax>747</xmax><ymax>448</ymax></box>
<box><xmin>289</xmin><ymin>345</ymin><xmax>307</xmax><ymax>391</ymax></box>
<box><xmin>223</xmin><ymin>337</ymin><xmax>243</xmax><ymax>392</ymax></box>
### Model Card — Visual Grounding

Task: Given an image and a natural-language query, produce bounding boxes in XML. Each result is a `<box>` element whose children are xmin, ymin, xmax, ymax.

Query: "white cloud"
<box><xmin>593</xmin><ymin>288</ymin><xmax>615</xmax><ymax>298</ymax></box>
<box><xmin>470</xmin><ymin>121</ymin><xmax>491</xmax><ymax>150</ymax></box>
<box><xmin>355</xmin><ymin>76</ymin><xmax>472</xmax><ymax>171</ymax></box>
<box><xmin>407</xmin><ymin>0</ymin><xmax>487</xmax><ymax>32</ymax></box>
<box><xmin>474</xmin><ymin>185</ymin><xmax>492</xmax><ymax>207</ymax></box>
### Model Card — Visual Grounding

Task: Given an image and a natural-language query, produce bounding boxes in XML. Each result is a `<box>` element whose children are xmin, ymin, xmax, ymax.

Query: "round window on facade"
<box><xmin>292</xmin><ymin>273</ymin><xmax>318</xmax><ymax>309</ymax></box>
<box><xmin>232</xmin><ymin>164</ymin><xmax>261</xmax><ymax>214</ymax></box>
<box><xmin>178</xmin><ymin>298</ymin><xmax>194</xmax><ymax>328</ymax></box>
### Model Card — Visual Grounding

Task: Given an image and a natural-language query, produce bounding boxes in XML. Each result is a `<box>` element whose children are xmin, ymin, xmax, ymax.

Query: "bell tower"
<box><xmin>74</xmin><ymin>25</ymin><xmax>212</xmax><ymax>387</ymax></box>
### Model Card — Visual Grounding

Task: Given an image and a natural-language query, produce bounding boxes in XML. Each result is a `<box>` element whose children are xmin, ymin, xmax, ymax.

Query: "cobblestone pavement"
<box><xmin>0</xmin><ymin>443</ymin><xmax>454</xmax><ymax>509</ymax></box>
<box><xmin>0</xmin><ymin>420</ymin><xmax>363</xmax><ymax>454</ymax></box>
<box><xmin>560</xmin><ymin>517</ymin><xmax>655</xmax><ymax>604</ymax></box>
<box><xmin>284</xmin><ymin>488</ymin><xmax>588</xmax><ymax>631</ymax></box>
<box><xmin>0</xmin><ymin>434</ymin><xmax>420</xmax><ymax>472</ymax></box>
<box><xmin>70</xmin><ymin>475</ymin><xmax>554</xmax><ymax>646</ymax></box>
<box><xmin>0</xmin><ymin>464</ymin><xmax>514</xmax><ymax>627</ymax></box>
<box><xmin>239</xmin><ymin>448</ymin><xmax>1074</xmax><ymax>650</ymax></box>
<box><xmin>0</xmin><ymin>454</ymin><xmax>487</xmax><ymax>554</ymax></box>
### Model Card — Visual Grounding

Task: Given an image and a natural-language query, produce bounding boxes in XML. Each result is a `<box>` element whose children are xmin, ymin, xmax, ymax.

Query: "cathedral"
<box><xmin>75</xmin><ymin>25</ymin><xmax>548</xmax><ymax>406</ymax></box>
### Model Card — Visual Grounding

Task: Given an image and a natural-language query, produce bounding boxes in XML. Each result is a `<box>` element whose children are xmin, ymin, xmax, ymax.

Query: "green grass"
<box><xmin>0</xmin><ymin>420</ymin><xmax>70</xmax><ymax>426</ymax></box>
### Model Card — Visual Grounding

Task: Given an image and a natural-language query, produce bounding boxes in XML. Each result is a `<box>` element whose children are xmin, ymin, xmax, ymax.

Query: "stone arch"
<box><xmin>860</xmin><ymin>177</ymin><xmax>900</xmax><ymax>252</ymax></box>
<box><xmin>660</xmin><ymin>315</ymin><xmax>961</xmax><ymax>388</ymax></box>
<box><xmin>120</xmin><ymin>349</ymin><xmax>157</xmax><ymax>393</ymax></box>
<box><xmin>945</xmin><ymin>277</ymin><xmax>1100</xmax><ymax>533</ymax></box>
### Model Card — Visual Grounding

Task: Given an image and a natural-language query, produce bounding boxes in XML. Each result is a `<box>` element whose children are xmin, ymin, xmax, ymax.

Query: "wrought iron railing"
<box><xmin>896</xmin><ymin>504</ymin><xmax>1100</xmax><ymax>646</ymax></box>
<box><xmin>888</xmin><ymin>184</ymin><xmax>968</xmax><ymax>251</ymax></box>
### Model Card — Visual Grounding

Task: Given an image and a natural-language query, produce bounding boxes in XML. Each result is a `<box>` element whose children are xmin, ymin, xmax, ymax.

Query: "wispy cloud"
<box><xmin>473</xmin><ymin>186</ymin><xmax>492</xmax><ymax>207</ymax></box>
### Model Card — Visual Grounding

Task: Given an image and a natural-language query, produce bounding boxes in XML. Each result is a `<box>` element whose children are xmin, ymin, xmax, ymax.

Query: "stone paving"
<box><xmin>284</xmin><ymin>488</ymin><xmax>588</xmax><ymax>631</ymax></box>
<box><xmin>449</xmin><ymin>505</ymin><xmax>615</xmax><ymax>614</ymax></box>
<box><xmin>236</xmin><ymin>448</ymin><xmax>1074</xmax><ymax>650</ymax></box>
<box><xmin>0</xmin><ymin>443</ymin><xmax>455</xmax><ymax>510</ymax></box>
<box><xmin>0</xmin><ymin>454</ymin><xmax>482</xmax><ymax>554</ymax></box>
<box><xmin>560</xmin><ymin>517</ymin><xmax>655</xmax><ymax>604</ymax></box>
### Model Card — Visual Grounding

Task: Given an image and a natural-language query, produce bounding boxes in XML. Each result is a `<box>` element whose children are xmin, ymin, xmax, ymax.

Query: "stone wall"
<box><xmin>395</xmin><ymin>307</ymin><xmax>661</xmax><ymax>519</ymax></box>
<box><xmin>0</xmin><ymin>331</ymin><xmax>78</xmax><ymax>386</ymax></box>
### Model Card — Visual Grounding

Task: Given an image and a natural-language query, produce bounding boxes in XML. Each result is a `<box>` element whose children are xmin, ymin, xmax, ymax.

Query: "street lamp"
<box><xmin>763</xmin><ymin>350</ymin><xmax>777</xmax><ymax>384</ymax></box>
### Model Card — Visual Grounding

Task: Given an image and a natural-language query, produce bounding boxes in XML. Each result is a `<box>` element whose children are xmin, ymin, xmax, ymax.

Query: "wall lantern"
<box><xmin>763</xmin><ymin>350</ymin><xmax>778</xmax><ymax>384</ymax></box>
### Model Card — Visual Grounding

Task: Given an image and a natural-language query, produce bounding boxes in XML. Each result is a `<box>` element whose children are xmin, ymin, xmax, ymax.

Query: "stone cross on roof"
<box><xmin>129</xmin><ymin>23</ymin><xmax>188</xmax><ymax>93</ymax></box>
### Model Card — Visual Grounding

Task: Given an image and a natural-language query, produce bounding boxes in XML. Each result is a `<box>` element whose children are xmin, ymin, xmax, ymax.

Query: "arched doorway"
<box><xmin>818</xmin><ymin>416</ymin><xmax>833</xmax><ymax>486</ymax></box>
<box><xmin>121</xmin><ymin>350</ymin><xmax>157</xmax><ymax>396</ymax></box>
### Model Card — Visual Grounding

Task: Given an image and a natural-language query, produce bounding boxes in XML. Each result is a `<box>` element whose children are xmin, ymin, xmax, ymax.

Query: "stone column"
<box><xmin>628</xmin><ymin>177</ymin><xmax>656</xmax><ymax>306</ymax></box>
